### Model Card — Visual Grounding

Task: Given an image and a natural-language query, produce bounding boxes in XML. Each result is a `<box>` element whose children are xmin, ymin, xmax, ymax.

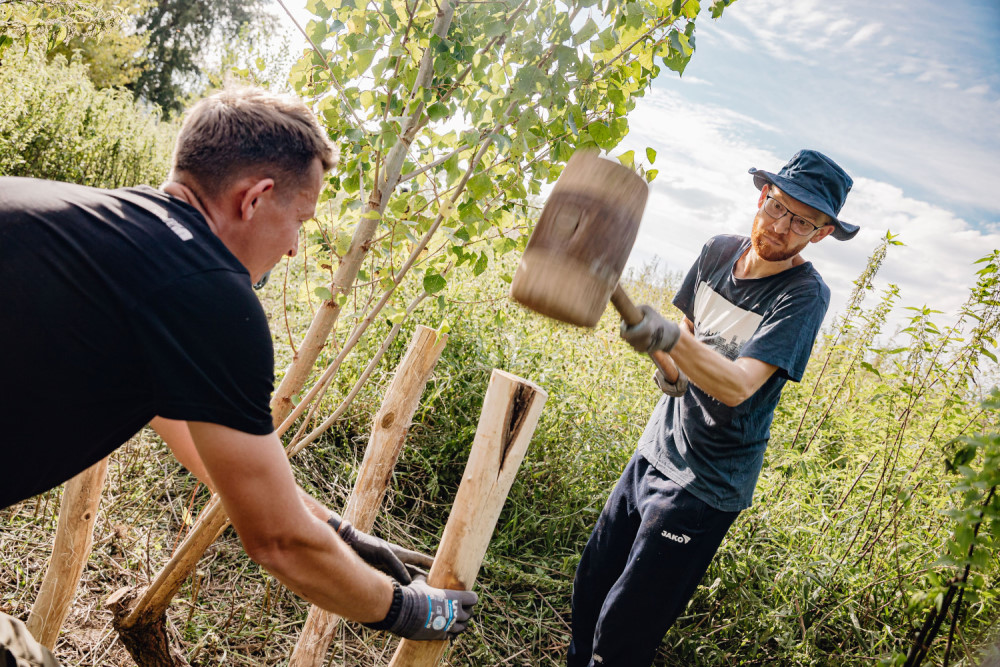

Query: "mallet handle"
<box><xmin>610</xmin><ymin>285</ymin><xmax>680</xmax><ymax>384</ymax></box>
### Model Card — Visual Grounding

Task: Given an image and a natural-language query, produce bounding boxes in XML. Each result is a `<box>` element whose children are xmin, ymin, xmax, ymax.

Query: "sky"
<box><xmin>275</xmin><ymin>0</ymin><xmax>1000</xmax><ymax>335</ymax></box>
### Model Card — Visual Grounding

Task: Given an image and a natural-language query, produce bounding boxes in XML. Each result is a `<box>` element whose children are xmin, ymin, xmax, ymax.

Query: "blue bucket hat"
<box><xmin>748</xmin><ymin>150</ymin><xmax>859</xmax><ymax>241</ymax></box>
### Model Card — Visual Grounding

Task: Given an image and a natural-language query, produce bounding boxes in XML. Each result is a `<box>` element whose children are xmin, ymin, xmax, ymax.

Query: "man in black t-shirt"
<box><xmin>1</xmin><ymin>86</ymin><xmax>475</xmax><ymax>664</ymax></box>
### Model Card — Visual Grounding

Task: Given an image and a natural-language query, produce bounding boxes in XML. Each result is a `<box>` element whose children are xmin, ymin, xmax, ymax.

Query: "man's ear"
<box><xmin>239</xmin><ymin>178</ymin><xmax>275</xmax><ymax>222</ymax></box>
<box><xmin>757</xmin><ymin>184</ymin><xmax>769</xmax><ymax>208</ymax></box>
<box><xmin>811</xmin><ymin>223</ymin><xmax>836</xmax><ymax>243</ymax></box>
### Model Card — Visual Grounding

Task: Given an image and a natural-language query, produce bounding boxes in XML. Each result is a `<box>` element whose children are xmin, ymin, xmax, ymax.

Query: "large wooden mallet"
<box><xmin>510</xmin><ymin>150</ymin><xmax>677</xmax><ymax>379</ymax></box>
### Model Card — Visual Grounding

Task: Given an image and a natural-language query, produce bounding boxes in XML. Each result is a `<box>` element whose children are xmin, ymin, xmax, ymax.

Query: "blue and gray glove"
<box><xmin>364</xmin><ymin>576</ymin><xmax>478</xmax><ymax>641</ymax></box>
<box><xmin>328</xmin><ymin>514</ymin><xmax>433</xmax><ymax>585</ymax></box>
<box><xmin>654</xmin><ymin>367</ymin><xmax>689</xmax><ymax>397</ymax></box>
<box><xmin>619</xmin><ymin>305</ymin><xmax>680</xmax><ymax>354</ymax></box>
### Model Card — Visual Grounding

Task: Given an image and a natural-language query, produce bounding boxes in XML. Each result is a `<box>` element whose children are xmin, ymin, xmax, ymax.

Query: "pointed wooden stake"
<box><xmin>289</xmin><ymin>325</ymin><xmax>448</xmax><ymax>666</ymax></box>
<box><xmin>27</xmin><ymin>457</ymin><xmax>109</xmax><ymax>648</ymax></box>
<box><xmin>388</xmin><ymin>369</ymin><xmax>547</xmax><ymax>667</ymax></box>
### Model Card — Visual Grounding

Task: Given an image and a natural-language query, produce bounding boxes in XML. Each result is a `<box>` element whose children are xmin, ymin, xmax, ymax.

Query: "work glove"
<box><xmin>620</xmin><ymin>305</ymin><xmax>680</xmax><ymax>354</ymax></box>
<box><xmin>328</xmin><ymin>514</ymin><xmax>433</xmax><ymax>585</ymax></box>
<box><xmin>654</xmin><ymin>367</ymin><xmax>689</xmax><ymax>398</ymax></box>
<box><xmin>364</xmin><ymin>576</ymin><xmax>478</xmax><ymax>641</ymax></box>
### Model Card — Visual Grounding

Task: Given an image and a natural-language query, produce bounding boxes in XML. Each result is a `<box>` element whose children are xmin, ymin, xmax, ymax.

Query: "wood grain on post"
<box><xmin>289</xmin><ymin>325</ymin><xmax>449</xmax><ymax>667</ymax></box>
<box><xmin>389</xmin><ymin>369</ymin><xmax>547</xmax><ymax>667</ymax></box>
<box><xmin>27</xmin><ymin>457</ymin><xmax>109</xmax><ymax>648</ymax></box>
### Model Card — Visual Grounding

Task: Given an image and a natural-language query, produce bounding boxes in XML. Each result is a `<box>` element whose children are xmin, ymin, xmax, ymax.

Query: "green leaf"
<box><xmin>423</xmin><ymin>273</ymin><xmax>447</xmax><ymax>294</ymax></box>
<box><xmin>473</xmin><ymin>252</ymin><xmax>489</xmax><ymax>276</ymax></box>
<box><xmin>646</xmin><ymin>147</ymin><xmax>657</xmax><ymax>164</ymax></box>
<box><xmin>314</xmin><ymin>286</ymin><xmax>333</xmax><ymax>300</ymax></box>
<box><xmin>587</xmin><ymin>121</ymin><xmax>611</xmax><ymax>148</ymax></box>
<box><xmin>616</xmin><ymin>150</ymin><xmax>635</xmax><ymax>169</ymax></box>
<box><xmin>467</xmin><ymin>172</ymin><xmax>493</xmax><ymax>199</ymax></box>
<box><xmin>573</xmin><ymin>18</ymin><xmax>599</xmax><ymax>46</ymax></box>
<box><xmin>426</xmin><ymin>102</ymin><xmax>450</xmax><ymax>121</ymax></box>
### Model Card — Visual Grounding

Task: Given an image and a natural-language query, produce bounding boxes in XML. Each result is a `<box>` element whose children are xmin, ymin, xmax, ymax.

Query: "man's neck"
<box><xmin>161</xmin><ymin>180</ymin><xmax>220</xmax><ymax>235</ymax></box>
<box><xmin>734</xmin><ymin>245</ymin><xmax>804</xmax><ymax>280</ymax></box>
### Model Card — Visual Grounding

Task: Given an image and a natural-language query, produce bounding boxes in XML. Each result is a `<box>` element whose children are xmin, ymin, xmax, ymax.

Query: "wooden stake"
<box><xmin>388</xmin><ymin>369</ymin><xmax>547</xmax><ymax>667</ymax></box>
<box><xmin>289</xmin><ymin>325</ymin><xmax>448</xmax><ymax>666</ymax></box>
<box><xmin>27</xmin><ymin>457</ymin><xmax>109</xmax><ymax>648</ymax></box>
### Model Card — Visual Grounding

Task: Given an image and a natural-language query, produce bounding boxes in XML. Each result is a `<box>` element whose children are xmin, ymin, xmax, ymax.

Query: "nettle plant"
<box><xmin>269</xmin><ymin>0</ymin><xmax>737</xmax><ymax>429</ymax></box>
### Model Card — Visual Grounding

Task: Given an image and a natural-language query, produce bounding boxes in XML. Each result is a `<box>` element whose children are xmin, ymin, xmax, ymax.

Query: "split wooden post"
<box><xmin>27</xmin><ymin>457</ymin><xmax>109</xmax><ymax>648</ymax></box>
<box><xmin>388</xmin><ymin>369</ymin><xmax>547</xmax><ymax>667</ymax></box>
<box><xmin>289</xmin><ymin>325</ymin><xmax>449</xmax><ymax>666</ymax></box>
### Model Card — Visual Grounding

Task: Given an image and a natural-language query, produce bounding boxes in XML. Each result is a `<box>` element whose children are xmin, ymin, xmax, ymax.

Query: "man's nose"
<box><xmin>287</xmin><ymin>235</ymin><xmax>299</xmax><ymax>258</ymax></box>
<box><xmin>769</xmin><ymin>213</ymin><xmax>792</xmax><ymax>234</ymax></box>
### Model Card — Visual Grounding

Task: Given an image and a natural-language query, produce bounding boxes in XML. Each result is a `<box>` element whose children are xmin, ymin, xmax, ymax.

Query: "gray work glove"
<box><xmin>654</xmin><ymin>367</ymin><xmax>689</xmax><ymax>397</ymax></box>
<box><xmin>620</xmin><ymin>305</ymin><xmax>680</xmax><ymax>354</ymax></box>
<box><xmin>328</xmin><ymin>514</ymin><xmax>433</xmax><ymax>585</ymax></box>
<box><xmin>364</xmin><ymin>576</ymin><xmax>478</xmax><ymax>641</ymax></box>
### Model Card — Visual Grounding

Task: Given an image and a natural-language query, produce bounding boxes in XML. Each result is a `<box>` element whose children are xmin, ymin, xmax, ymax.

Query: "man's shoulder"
<box><xmin>703</xmin><ymin>234</ymin><xmax>749</xmax><ymax>256</ymax></box>
<box><xmin>789</xmin><ymin>262</ymin><xmax>831</xmax><ymax>302</ymax></box>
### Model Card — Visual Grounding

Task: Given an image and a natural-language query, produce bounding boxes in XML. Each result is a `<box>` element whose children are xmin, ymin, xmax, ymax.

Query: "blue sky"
<box><xmin>277</xmin><ymin>0</ymin><xmax>1000</xmax><ymax>333</ymax></box>
<box><xmin>618</xmin><ymin>0</ymin><xmax>1000</xmax><ymax>332</ymax></box>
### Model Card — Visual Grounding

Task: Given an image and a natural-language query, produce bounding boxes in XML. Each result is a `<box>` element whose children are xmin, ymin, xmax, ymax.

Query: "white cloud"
<box><xmin>846</xmin><ymin>22</ymin><xmax>884</xmax><ymax>48</ymax></box>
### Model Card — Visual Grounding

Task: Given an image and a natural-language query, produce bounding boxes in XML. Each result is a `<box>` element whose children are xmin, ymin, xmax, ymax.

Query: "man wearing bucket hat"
<box><xmin>568</xmin><ymin>150</ymin><xmax>858</xmax><ymax>667</ymax></box>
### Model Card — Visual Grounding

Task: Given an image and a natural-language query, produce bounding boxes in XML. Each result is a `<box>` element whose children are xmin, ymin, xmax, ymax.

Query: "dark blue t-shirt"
<box><xmin>0</xmin><ymin>177</ymin><xmax>275</xmax><ymax>509</ymax></box>
<box><xmin>637</xmin><ymin>234</ymin><xmax>829</xmax><ymax>511</ymax></box>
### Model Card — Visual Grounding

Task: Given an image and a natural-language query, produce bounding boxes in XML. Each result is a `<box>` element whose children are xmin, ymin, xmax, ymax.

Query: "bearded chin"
<box><xmin>751</xmin><ymin>228</ymin><xmax>798</xmax><ymax>262</ymax></box>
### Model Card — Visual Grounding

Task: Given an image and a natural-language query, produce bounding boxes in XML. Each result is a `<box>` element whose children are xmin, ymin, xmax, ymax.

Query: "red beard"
<box><xmin>751</xmin><ymin>226</ymin><xmax>800</xmax><ymax>262</ymax></box>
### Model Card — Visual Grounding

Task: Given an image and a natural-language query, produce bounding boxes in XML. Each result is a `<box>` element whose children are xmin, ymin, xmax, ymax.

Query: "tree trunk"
<box><xmin>388</xmin><ymin>369</ymin><xmax>547</xmax><ymax>667</ymax></box>
<box><xmin>289</xmin><ymin>325</ymin><xmax>449</xmax><ymax>666</ymax></box>
<box><xmin>27</xmin><ymin>458</ymin><xmax>108</xmax><ymax>648</ymax></box>
<box><xmin>269</xmin><ymin>0</ymin><xmax>457</xmax><ymax>426</ymax></box>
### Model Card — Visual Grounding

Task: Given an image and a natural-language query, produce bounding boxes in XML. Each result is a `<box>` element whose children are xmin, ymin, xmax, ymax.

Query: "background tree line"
<box><xmin>1</xmin><ymin>0</ymin><xmax>277</xmax><ymax>114</ymax></box>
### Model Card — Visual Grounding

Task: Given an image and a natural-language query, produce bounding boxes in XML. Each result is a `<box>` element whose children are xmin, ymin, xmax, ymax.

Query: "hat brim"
<box><xmin>749</xmin><ymin>168</ymin><xmax>859</xmax><ymax>241</ymax></box>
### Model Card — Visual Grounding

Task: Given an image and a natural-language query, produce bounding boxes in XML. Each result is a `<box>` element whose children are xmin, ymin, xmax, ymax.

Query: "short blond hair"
<box><xmin>172</xmin><ymin>85</ymin><xmax>337</xmax><ymax>198</ymax></box>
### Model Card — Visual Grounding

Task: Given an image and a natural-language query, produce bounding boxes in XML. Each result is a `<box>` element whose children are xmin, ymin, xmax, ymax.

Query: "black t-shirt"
<box><xmin>0</xmin><ymin>177</ymin><xmax>275</xmax><ymax>509</ymax></box>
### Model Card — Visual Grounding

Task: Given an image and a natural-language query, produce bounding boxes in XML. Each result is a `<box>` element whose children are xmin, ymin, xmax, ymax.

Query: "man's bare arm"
<box><xmin>670</xmin><ymin>318</ymin><xmax>777</xmax><ymax>407</ymax></box>
<box><xmin>181</xmin><ymin>421</ymin><xmax>393</xmax><ymax>622</ymax></box>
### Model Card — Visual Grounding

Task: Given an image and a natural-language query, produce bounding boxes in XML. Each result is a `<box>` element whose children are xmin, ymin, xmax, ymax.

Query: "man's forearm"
<box><xmin>670</xmin><ymin>328</ymin><xmax>776</xmax><ymax>407</ymax></box>
<box><xmin>247</xmin><ymin>509</ymin><xmax>394</xmax><ymax>623</ymax></box>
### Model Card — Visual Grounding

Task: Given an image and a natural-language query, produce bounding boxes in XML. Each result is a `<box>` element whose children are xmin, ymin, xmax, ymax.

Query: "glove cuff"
<box><xmin>362</xmin><ymin>579</ymin><xmax>403</xmax><ymax>631</ymax></box>
<box><xmin>326</xmin><ymin>513</ymin><xmax>344</xmax><ymax>532</ymax></box>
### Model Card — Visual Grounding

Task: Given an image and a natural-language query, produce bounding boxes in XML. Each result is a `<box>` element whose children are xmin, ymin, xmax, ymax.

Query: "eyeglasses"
<box><xmin>762</xmin><ymin>195</ymin><xmax>825</xmax><ymax>236</ymax></box>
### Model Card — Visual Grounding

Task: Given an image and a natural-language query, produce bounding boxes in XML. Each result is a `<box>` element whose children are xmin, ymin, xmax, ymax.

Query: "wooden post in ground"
<box><xmin>289</xmin><ymin>325</ymin><xmax>448</xmax><ymax>666</ymax></box>
<box><xmin>27</xmin><ymin>458</ymin><xmax>109</xmax><ymax>648</ymax></box>
<box><xmin>388</xmin><ymin>369</ymin><xmax>547</xmax><ymax>667</ymax></box>
<box><xmin>107</xmin><ymin>497</ymin><xmax>229</xmax><ymax>666</ymax></box>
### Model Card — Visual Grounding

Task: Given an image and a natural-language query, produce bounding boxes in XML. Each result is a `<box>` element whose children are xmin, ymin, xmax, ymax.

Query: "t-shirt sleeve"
<box><xmin>672</xmin><ymin>241</ymin><xmax>711</xmax><ymax>320</ymax></box>
<box><xmin>739</xmin><ymin>282</ymin><xmax>829</xmax><ymax>382</ymax></box>
<box><xmin>131</xmin><ymin>270</ymin><xmax>275</xmax><ymax>434</ymax></box>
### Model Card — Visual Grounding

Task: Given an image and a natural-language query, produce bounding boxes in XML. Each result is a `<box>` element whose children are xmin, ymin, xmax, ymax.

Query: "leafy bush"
<box><xmin>0</xmin><ymin>46</ymin><xmax>175</xmax><ymax>188</ymax></box>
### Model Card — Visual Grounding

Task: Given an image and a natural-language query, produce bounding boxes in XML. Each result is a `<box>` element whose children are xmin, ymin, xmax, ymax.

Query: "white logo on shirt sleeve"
<box><xmin>163</xmin><ymin>217</ymin><xmax>193</xmax><ymax>241</ymax></box>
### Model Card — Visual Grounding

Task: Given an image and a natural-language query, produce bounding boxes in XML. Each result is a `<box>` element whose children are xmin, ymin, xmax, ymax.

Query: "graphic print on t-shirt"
<box><xmin>693</xmin><ymin>281</ymin><xmax>763</xmax><ymax>360</ymax></box>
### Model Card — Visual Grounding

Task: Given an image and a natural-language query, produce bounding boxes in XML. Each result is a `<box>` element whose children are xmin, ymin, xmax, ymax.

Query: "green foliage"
<box><xmin>0</xmin><ymin>46</ymin><xmax>176</xmax><ymax>187</ymax></box>
<box><xmin>129</xmin><ymin>0</ymin><xmax>272</xmax><ymax>115</ymax></box>
<box><xmin>0</xmin><ymin>0</ymin><xmax>125</xmax><ymax>58</ymax></box>
<box><xmin>290</xmin><ymin>0</ymin><xmax>732</xmax><ymax>295</ymax></box>
<box><xmin>47</xmin><ymin>0</ymin><xmax>151</xmax><ymax>89</ymax></box>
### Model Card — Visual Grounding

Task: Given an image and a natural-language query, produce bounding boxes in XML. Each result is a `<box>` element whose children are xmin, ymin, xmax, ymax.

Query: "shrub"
<box><xmin>0</xmin><ymin>46</ymin><xmax>175</xmax><ymax>188</ymax></box>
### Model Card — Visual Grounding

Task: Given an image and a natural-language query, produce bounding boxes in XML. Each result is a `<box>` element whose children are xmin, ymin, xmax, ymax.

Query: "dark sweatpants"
<box><xmin>568</xmin><ymin>452</ymin><xmax>740</xmax><ymax>667</ymax></box>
